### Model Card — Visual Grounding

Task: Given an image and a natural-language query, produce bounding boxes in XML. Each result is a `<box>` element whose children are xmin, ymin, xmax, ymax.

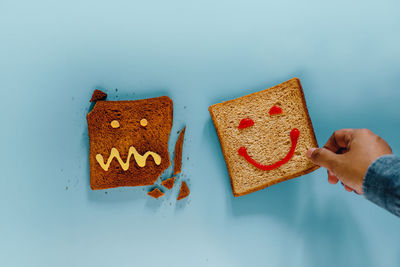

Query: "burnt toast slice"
<box><xmin>87</xmin><ymin>95</ymin><xmax>173</xmax><ymax>190</ymax></box>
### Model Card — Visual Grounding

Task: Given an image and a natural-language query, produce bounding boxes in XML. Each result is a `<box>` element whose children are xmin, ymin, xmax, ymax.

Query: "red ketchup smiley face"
<box><xmin>237</xmin><ymin>105</ymin><xmax>300</xmax><ymax>171</ymax></box>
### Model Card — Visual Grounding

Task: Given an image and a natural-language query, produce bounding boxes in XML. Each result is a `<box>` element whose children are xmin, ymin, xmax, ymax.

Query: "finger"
<box><xmin>341</xmin><ymin>182</ymin><xmax>354</xmax><ymax>192</ymax></box>
<box><xmin>344</xmin><ymin>185</ymin><xmax>353</xmax><ymax>192</ymax></box>
<box><xmin>306</xmin><ymin>147</ymin><xmax>341</xmax><ymax>170</ymax></box>
<box><xmin>323</xmin><ymin>129</ymin><xmax>355</xmax><ymax>153</ymax></box>
<box><xmin>354</xmin><ymin>188</ymin><xmax>363</xmax><ymax>195</ymax></box>
<box><xmin>327</xmin><ymin>170</ymin><xmax>339</xmax><ymax>184</ymax></box>
<box><xmin>328</xmin><ymin>176</ymin><xmax>339</xmax><ymax>184</ymax></box>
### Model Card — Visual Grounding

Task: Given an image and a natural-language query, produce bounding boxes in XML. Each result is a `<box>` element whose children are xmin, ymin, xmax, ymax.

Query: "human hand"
<box><xmin>306</xmin><ymin>129</ymin><xmax>392</xmax><ymax>194</ymax></box>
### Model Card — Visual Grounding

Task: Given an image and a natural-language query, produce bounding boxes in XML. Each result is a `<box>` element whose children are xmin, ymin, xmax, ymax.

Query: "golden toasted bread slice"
<box><xmin>209</xmin><ymin>78</ymin><xmax>319</xmax><ymax>197</ymax></box>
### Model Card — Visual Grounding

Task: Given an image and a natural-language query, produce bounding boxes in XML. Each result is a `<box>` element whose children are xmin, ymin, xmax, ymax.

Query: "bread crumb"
<box><xmin>177</xmin><ymin>181</ymin><xmax>190</xmax><ymax>200</ymax></box>
<box><xmin>161</xmin><ymin>177</ymin><xmax>175</xmax><ymax>190</ymax></box>
<box><xmin>148</xmin><ymin>188</ymin><xmax>164</xmax><ymax>199</ymax></box>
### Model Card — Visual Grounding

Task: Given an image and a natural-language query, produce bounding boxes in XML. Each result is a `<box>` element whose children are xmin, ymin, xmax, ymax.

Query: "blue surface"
<box><xmin>1</xmin><ymin>0</ymin><xmax>400</xmax><ymax>266</ymax></box>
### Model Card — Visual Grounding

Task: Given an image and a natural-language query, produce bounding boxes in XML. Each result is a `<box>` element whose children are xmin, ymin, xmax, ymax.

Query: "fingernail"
<box><xmin>306</xmin><ymin>148</ymin><xmax>316</xmax><ymax>159</ymax></box>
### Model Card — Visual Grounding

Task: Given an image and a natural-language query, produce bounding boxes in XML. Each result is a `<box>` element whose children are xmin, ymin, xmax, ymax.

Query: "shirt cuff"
<box><xmin>363</xmin><ymin>154</ymin><xmax>400</xmax><ymax>217</ymax></box>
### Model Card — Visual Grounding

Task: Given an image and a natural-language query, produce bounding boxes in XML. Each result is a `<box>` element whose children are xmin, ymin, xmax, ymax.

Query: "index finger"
<box><xmin>323</xmin><ymin>129</ymin><xmax>355</xmax><ymax>153</ymax></box>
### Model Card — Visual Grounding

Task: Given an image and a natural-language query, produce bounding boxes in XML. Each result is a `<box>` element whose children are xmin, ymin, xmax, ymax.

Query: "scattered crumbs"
<box><xmin>65</xmin><ymin>186</ymin><xmax>68</xmax><ymax>190</ymax></box>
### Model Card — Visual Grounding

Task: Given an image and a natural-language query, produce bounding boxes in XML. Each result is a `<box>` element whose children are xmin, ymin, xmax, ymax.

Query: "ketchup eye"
<box><xmin>238</xmin><ymin>118</ymin><xmax>254</xmax><ymax>129</ymax></box>
<box><xmin>269</xmin><ymin>105</ymin><xmax>282</xmax><ymax>115</ymax></box>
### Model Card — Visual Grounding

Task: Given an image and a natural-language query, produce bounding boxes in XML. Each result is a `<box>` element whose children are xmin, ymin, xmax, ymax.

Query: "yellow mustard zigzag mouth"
<box><xmin>95</xmin><ymin>147</ymin><xmax>161</xmax><ymax>171</ymax></box>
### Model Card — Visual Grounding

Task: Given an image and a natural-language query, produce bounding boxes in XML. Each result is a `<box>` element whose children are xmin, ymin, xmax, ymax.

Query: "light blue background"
<box><xmin>1</xmin><ymin>0</ymin><xmax>400</xmax><ymax>266</ymax></box>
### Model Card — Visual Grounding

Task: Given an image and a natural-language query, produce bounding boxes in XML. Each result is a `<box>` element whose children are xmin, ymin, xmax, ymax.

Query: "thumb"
<box><xmin>306</xmin><ymin>147</ymin><xmax>341</xmax><ymax>171</ymax></box>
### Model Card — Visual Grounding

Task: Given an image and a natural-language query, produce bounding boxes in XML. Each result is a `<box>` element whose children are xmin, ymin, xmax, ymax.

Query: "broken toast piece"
<box><xmin>148</xmin><ymin>188</ymin><xmax>164</xmax><ymax>199</ymax></box>
<box><xmin>174</xmin><ymin>127</ymin><xmax>186</xmax><ymax>175</ymax></box>
<box><xmin>177</xmin><ymin>181</ymin><xmax>190</xmax><ymax>200</ymax></box>
<box><xmin>90</xmin><ymin>89</ymin><xmax>107</xmax><ymax>102</ymax></box>
<box><xmin>161</xmin><ymin>177</ymin><xmax>175</xmax><ymax>190</ymax></box>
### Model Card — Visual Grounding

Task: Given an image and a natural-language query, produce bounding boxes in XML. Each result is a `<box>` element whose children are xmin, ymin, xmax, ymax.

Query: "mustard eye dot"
<box><xmin>110</xmin><ymin>120</ymin><xmax>120</xmax><ymax>128</ymax></box>
<box><xmin>140</xmin><ymin>118</ymin><xmax>148</xmax><ymax>127</ymax></box>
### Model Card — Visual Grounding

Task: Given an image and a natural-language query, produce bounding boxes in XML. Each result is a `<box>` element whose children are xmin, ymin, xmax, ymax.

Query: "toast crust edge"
<box><xmin>209</xmin><ymin>78</ymin><xmax>320</xmax><ymax>197</ymax></box>
<box><xmin>209</xmin><ymin>105</ymin><xmax>238</xmax><ymax>196</ymax></box>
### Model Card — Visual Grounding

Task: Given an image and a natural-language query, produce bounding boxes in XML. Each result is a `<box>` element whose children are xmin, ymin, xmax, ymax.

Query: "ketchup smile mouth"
<box><xmin>238</xmin><ymin>128</ymin><xmax>300</xmax><ymax>171</ymax></box>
